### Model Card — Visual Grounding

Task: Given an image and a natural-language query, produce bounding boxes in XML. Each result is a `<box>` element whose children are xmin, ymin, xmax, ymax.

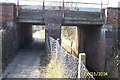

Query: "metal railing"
<box><xmin>16</xmin><ymin>0</ymin><xmax>109</xmax><ymax>19</ymax></box>
<box><xmin>17</xmin><ymin>1</ymin><xmax>106</xmax><ymax>10</ymax></box>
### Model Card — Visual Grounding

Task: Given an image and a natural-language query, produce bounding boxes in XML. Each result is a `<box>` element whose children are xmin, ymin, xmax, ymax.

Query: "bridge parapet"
<box><xmin>18</xmin><ymin>6</ymin><xmax>104</xmax><ymax>25</ymax></box>
<box><xmin>18</xmin><ymin>9</ymin><xmax>43</xmax><ymax>23</ymax></box>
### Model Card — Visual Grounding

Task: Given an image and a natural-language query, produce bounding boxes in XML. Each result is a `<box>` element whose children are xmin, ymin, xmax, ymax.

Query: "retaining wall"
<box><xmin>47</xmin><ymin>37</ymin><xmax>94</xmax><ymax>79</ymax></box>
<box><xmin>0</xmin><ymin>3</ymin><xmax>19</xmax><ymax>71</ymax></box>
<box><xmin>105</xmin><ymin>8</ymin><xmax>120</xmax><ymax>78</ymax></box>
<box><xmin>48</xmin><ymin>37</ymin><xmax>78</xmax><ymax>78</ymax></box>
<box><xmin>0</xmin><ymin>30</ymin><xmax>2</xmax><ymax>77</ymax></box>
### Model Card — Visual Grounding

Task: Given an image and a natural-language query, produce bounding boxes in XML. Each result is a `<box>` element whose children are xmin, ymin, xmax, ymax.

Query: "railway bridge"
<box><xmin>0</xmin><ymin>1</ymin><xmax>119</xmax><ymax>79</ymax></box>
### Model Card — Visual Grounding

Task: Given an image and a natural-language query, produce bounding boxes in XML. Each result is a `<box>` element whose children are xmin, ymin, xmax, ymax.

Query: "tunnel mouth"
<box><xmin>32</xmin><ymin>25</ymin><xmax>45</xmax><ymax>49</ymax></box>
<box><xmin>18</xmin><ymin>24</ymin><xmax>45</xmax><ymax>49</ymax></box>
<box><xmin>32</xmin><ymin>25</ymin><xmax>45</xmax><ymax>42</ymax></box>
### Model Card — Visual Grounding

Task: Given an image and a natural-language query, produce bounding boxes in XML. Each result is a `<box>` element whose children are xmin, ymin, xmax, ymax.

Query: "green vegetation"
<box><xmin>45</xmin><ymin>58</ymin><xmax>64</xmax><ymax>78</ymax></box>
<box><xmin>39</xmin><ymin>52</ymin><xmax>64</xmax><ymax>78</ymax></box>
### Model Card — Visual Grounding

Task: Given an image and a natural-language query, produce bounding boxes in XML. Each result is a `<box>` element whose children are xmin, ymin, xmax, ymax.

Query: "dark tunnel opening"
<box><xmin>61</xmin><ymin>25</ymin><xmax>105</xmax><ymax>74</ymax></box>
<box><xmin>17</xmin><ymin>23</ymin><xmax>45</xmax><ymax>49</ymax></box>
<box><xmin>61</xmin><ymin>24</ymin><xmax>105</xmax><ymax>75</ymax></box>
<box><xmin>77</xmin><ymin>25</ymin><xmax>106</xmax><ymax>77</ymax></box>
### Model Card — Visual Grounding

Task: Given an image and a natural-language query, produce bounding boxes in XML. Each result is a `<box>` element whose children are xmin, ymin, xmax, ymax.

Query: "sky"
<box><xmin>0</xmin><ymin>0</ymin><xmax>120</xmax><ymax>8</ymax></box>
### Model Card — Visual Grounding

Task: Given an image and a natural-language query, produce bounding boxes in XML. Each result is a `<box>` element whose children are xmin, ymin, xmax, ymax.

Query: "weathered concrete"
<box><xmin>64</xmin><ymin>11</ymin><xmax>103</xmax><ymax>25</ymax></box>
<box><xmin>18</xmin><ymin>9</ymin><xmax>43</xmax><ymax>24</ymax></box>
<box><xmin>44</xmin><ymin>11</ymin><xmax>62</xmax><ymax>43</ymax></box>
<box><xmin>1</xmin><ymin>2</ymin><xmax>119</xmax><ymax>79</ymax></box>
<box><xmin>17</xmin><ymin>23</ymin><xmax>32</xmax><ymax>48</ymax></box>
<box><xmin>0</xmin><ymin>3</ymin><xmax>2</xmax><ymax>78</ymax></box>
<box><xmin>77</xmin><ymin>25</ymin><xmax>107</xmax><ymax>72</ymax></box>
<box><xmin>77</xmin><ymin>26</ymin><xmax>85</xmax><ymax>53</ymax></box>
<box><xmin>75</xmin><ymin>8</ymin><xmax>119</xmax><ymax>79</ymax></box>
<box><xmin>61</xmin><ymin>26</ymin><xmax>78</xmax><ymax>56</ymax></box>
<box><xmin>18</xmin><ymin>5</ymin><xmax>103</xmax><ymax>25</ymax></box>
<box><xmin>0</xmin><ymin>30</ymin><xmax>2</xmax><ymax>78</ymax></box>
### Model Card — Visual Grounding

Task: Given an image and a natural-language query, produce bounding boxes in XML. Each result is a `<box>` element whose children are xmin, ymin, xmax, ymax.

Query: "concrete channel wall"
<box><xmin>0</xmin><ymin>30</ymin><xmax>2</xmax><ymax>77</ymax></box>
<box><xmin>46</xmin><ymin>37</ymin><xmax>94</xmax><ymax>79</ymax></box>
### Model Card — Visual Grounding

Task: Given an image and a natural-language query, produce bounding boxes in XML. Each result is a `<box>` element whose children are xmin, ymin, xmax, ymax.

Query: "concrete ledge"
<box><xmin>18</xmin><ymin>9</ymin><xmax>103</xmax><ymax>25</ymax></box>
<box><xmin>0</xmin><ymin>3</ymin><xmax>15</xmax><ymax>5</ymax></box>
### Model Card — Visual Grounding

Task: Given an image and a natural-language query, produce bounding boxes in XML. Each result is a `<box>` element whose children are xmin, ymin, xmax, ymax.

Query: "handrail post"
<box><xmin>17</xmin><ymin>0</ymin><xmax>19</xmax><ymax>17</ymax></box>
<box><xmin>100</xmin><ymin>0</ymin><xmax>103</xmax><ymax>19</ymax></box>
<box><xmin>78</xmin><ymin>53</ymin><xmax>86</xmax><ymax>78</ymax></box>
<box><xmin>79</xmin><ymin>53</ymin><xmax>86</xmax><ymax>65</ymax></box>
<box><xmin>62</xmin><ymin>0</ymin><xmax>64</xmax><ymax>19</ymax></box>
<box><xmin>42</xmin><ymin>0</ymin><xmax>45</xmax><ymax>22</ymax></box>
<box><xmin>43</xmin><ymin>0</ymin><xmax>45</xmax><ymax>11</ymax></box>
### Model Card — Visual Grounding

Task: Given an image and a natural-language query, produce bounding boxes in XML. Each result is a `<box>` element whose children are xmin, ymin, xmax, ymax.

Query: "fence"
<box><xmin>18</xmin><ymin>1</ymin><xmax>103</xmax><ymax>11</ymax></box>
<box><xmin>46</xmin><ymin>37</ymin><xmax>95</xmax><ymax>79</ymax></box>
<box><xmin>17</xmin><ymin>0</ymin><xmax>105</xmax><ymax>17</ymax></box>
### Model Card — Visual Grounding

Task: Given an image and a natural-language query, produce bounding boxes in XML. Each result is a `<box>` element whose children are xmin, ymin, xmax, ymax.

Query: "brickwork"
<box><xmin>106</xmin><ymin>8</ymin><xmax>120</xmax><ymax>28</ymax></box>
<box><xmin>105</xmin><ymin>8</ymin><xmax>119</xmax><ymax>78</ymax></box>
<box><xmin>1</xmin><ymin>3</ymin><xmax>19</xmax><ymax>71</ymax></box>
<box><xmin>81</xmin><ymin>8</ymin><xmax>119</xmax><ymax>78</ymax></box>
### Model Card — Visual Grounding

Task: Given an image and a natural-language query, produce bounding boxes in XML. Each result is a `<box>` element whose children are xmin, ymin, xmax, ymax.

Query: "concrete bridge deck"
<box><xmin>18</xmin><ymin>5</ymin><xmax>104</xmax><ymax>25</ymax></box>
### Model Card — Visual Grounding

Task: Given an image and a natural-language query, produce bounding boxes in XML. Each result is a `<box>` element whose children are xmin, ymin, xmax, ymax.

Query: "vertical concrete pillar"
<box><xmin>45</xmin><ymin>24</ymin><xmax>61</xmax><ymax>41</ymax></box>
<box><xmin>77</xmin><ymin>27</ymin><xmax>85</xmax><ymax>53</ymax></box>
<box><xmin>0</xmin><ymin>4</ymin><xmax>3</xmax><ymax>76</ymax></box>
<box><xmin>79</xmin><ymin>53</ymin><xmax>86</xmax><ymax>65</ymax></box>
<box><xmin>22</xmin><ymin>24</ymin><xmax>32</xmax><ymax>46</ymax></box>
<box><xmin>44</xmin><ymin>11</ymin><xmax>62</xmax><ymax>44</ymax></box>
<box><xmin>83</xmin><ymin>26</ymin><xmax>107</xmax><ymax>72</ymax></box>
<box><xmin>0</xmin><ymin>30</ymin><xmax>2</xmax><ymax>77</ymax></box>
<box><xmin>78</xmin><ymin>53</ymin><xmax>86</xmax><ymax>78</ymax></box>
<box><xmin>17</xmin><ymin>23</ymin><xmax>32</xmax><ymax>47</ymax></box>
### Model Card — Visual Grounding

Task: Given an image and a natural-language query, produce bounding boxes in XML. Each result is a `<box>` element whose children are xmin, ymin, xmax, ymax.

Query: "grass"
<box><xmin>39</xmin><ymin>51</ymin><xmax>65</xmax><ymax>78</ymax></box>
<box><xmin>45</xmin><ymin>57</ymin><xmax>64</xmax><ymax>78</ymax></box>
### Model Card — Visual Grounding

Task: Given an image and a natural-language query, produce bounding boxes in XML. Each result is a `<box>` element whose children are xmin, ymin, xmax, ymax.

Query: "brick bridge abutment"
<box><xmin>0</xmin><ymin>3</ymin><xmax>119</xmax><ymax>78</ymax></box>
